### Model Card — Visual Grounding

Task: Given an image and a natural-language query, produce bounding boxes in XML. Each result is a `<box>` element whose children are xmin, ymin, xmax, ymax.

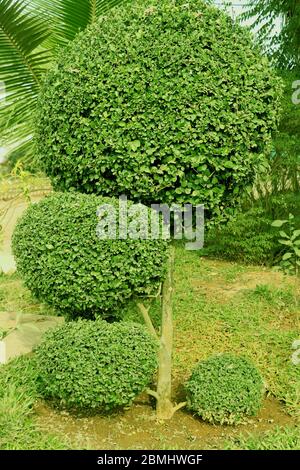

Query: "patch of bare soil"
<box><xmin>35</xmin><ymin>396</ymin><xmax>297</xmax><ymax>450</ymax></box>
<box><xmin>191</xmin><ymin>269</ymin><xmax>300</xmax><ymax>303</ymax></box>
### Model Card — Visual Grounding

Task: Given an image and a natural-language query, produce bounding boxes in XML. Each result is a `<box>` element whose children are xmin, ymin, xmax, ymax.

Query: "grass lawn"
<box><xmin>0</xmin><ymin>244</ymin><xmax>299</xmax><ymax>450</ymax></box>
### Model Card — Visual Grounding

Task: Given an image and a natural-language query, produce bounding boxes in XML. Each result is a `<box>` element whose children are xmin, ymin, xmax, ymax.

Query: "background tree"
<box><xmin>242</xmin><ymin>0</ymin><xmax>300</xmax><ymax>69</ymax></box>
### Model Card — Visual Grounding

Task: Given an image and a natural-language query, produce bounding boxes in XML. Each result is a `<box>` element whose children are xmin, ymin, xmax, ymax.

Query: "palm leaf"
<box><xmin>28</xmin><ymin>0</ymin><xmax>131</xmax><ymax>47</ymax></box>
<box><xmin>0</xmin><ymin>0</ymin><xmax>52</xmax><ymax>152</ymax></box>
<box><xmin>0</xmin><ymin>0</ymin><xmax>130</xmax><ymax>163</ymax></box>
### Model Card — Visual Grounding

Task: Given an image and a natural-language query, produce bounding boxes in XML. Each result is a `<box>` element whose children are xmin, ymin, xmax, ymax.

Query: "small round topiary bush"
<box><xmin>35</xmin><ymin>320</ymin><xmax>158</xmax><ymax>411</ymax></box>
<box><xmin>12</xmin><ymin>192</ymin><xmax>168</xmax><ymax>319</ymax></box>
<box><xmin>35</xmin><ymin>0</ymin><xmax>282</xmax><ymax>221</ymax></box>
<box><xmin>185</xmin><ymin>354</ymin><xmax>264</xmax><ymax>425</ymax></box>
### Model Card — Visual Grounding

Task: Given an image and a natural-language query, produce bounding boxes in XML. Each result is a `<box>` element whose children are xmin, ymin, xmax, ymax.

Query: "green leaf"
<box><xmin>279</xmin><ymin>231</ymin><xmax>289</xmax><ymax>239</ymax></box>
<box><xmin>33</xmin><ymin>0</ymin><xmax>281</xmax><ymax>219</ymax></box>
<box><xmin>278</xmin><ymin>239</ymin><xmax>292</xmax><ymax>246</ymax></box>
<box><xmin>282</xmin><ymin>252</ymin><xmax>293</xmax><ymax>261</ymax></box>
<box><xmin>271</xmin><ymin>220</ymin><xmax>288</xmax><ymax>228</ymax></box>
<box><xmin>294</xmin><ymin>248</ymin><xmax>300</xmax><ymax>257</ymax></box>
<box><xmin>128</xmin><ymin>140</ymin><xmax>141</xmax><ymax>152</ymax></box>
<box><xmin>291</xmin><ymin>230</ymin><xmax>300</xmax><ymax>241</ymax></box>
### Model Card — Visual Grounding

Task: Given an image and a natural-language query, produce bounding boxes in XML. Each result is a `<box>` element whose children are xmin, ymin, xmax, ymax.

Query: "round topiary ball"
<box><xmin>185</xmin><ymin>354</ymin><xmax>264</xmax><ymax>424</ymax></box>
<box><xmin>35</xmin><ymin>0</ymin><xmax>281</xmax><ymax>221</ymax></box>
<box><xmin>12</xmin><ymin>192</ymin><xmax>168</xmax><ymax>319</ymax></box>
<box><xmin>35</xmin><ymin>320</ymin><xmax>158</xmax><ymax>410</ymax></box>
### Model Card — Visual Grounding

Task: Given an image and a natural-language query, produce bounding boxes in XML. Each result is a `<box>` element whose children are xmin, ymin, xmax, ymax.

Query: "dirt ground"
<box><xmin>35</xmin><ymin>395</ymin><xmax>296</xmax><ymax>450</ymax></box>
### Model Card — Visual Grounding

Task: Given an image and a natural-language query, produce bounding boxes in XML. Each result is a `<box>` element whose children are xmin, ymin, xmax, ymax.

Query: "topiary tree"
<box><xmin>35</xmin><ymin>0</ymin><xmax>282</xmax><ymax>222</ymax></box>
<box><xmin>185</xmin><ymin>354</ymin><xmax>265</xmax><ymax>424</ymax></box>
<box><xmin>12</xmin><ymin>192</ymin><xmax>168</xmax><ymax>320</ymax></box>
<box><xmin>29</xmin><ymin>0</ymin><xmax>281</xmax><ymax>420</ymax></box>
<box><xmin>35</xmin><ymin>319</ymin><xmax>158</xmax><ymax>411</ymax></box>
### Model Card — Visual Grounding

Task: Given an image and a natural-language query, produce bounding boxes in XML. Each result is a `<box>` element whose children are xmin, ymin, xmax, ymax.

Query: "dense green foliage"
<box><xmin>12</xmin><ymin>192</ymin><xmax>168</xmax><ymax>319</ymax></box>
<box><xmin>35</xmin><ymin>320</ymin><xmax>158</xmax><ymax>410</ymax></box>
<box><xmin>204</xmin><ymin>193</ymin><xmax>300</xmax><ymax>265</ymax></box>
<box><xmin>185</xmin><ymin>354</ymin><xmax>264</xmax><ymax>425</ymax></box>
<box><xmin>275</xmin><ymin>72</ymin><xmax>300</xmax><ymax>190</ymax></box>
<box><xmin>36</xmin><ymin>0</ymin><xmax>281</xmax><ymax>221</ymax></box>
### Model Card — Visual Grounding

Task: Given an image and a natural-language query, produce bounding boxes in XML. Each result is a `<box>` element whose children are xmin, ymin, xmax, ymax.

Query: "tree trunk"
<box><xmin>156</xmin><ymin>246</ymin><xmax>175</xmax><ymax>420</ymax></box>
<box><xmin>143</xmin><ymin>246</ymin><xmax>186</xmax><ymax>419</ymax></box>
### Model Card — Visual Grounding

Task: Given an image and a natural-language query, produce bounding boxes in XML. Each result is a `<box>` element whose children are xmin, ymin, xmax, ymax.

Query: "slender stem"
<box><xmin>172</xmin><ymin>401</ymin><xmax>187</xmax><ymax>413</ymax></box>
<box><xmin>146</xmin><ymin>389</ymin><xmax>159</xmax><ymax>400</ymax></box>
<box><xmin>137</xmin><ymin>302</ymin><xmax>158</xmax><ymax>340</ymax></box>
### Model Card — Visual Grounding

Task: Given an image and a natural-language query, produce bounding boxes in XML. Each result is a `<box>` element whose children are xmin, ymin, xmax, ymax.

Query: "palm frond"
<box><xmin>0</xmin><ymin>0</ymin><xmax>52</xmax><ymax>152</ymax></box>
<box><xmin>29</xmin><ymin>0</ymin><xmax>131</xmax><ymax>47</ymax></box>
<box><xmin>0</xmin><ymin>0</ymin><xmax>130</xmax><ymax>165</ymax></box>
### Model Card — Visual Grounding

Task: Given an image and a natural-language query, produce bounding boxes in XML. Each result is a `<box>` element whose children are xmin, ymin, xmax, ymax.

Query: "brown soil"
<box><xmin>191</xmin><ymin>265</ymin><xmax>300</xmax><ymax>303</ymax></box>
<box><xmin>35</xmin><ymin>396</ymin><xmax>297</xmax><ymax>450</ymax></box>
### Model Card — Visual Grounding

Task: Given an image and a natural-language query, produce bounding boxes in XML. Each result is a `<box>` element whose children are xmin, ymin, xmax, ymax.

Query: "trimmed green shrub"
<box><xmin>35</xmin><ymin>320</ymin><xmax>158</xmax><ymax>411</ymax></box>
<box><xmin>185</xmin><ymin>354</ymin><xmax>264</xmax><ymax>425</ymax></box>
<box><xmin>12</xmin><ymin>192</ymin><xmax>168</xmax><ymax>320</ymax></box>
<box><xmin>36</xmin><ymin>0</ymin><xmax>281</xmax><ymax>221</ymax></box>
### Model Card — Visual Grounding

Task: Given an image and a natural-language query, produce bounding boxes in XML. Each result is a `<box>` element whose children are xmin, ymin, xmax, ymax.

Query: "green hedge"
<box><xmin>35</xmin><ymin>320</ymin><xmax>158</xmax><ymax>411</ymax></box>
<box><xmin>12</xmin><ymin>192</ymin><xmax>168</xmax><ymax>320</ymax></box>
<box><xmin>36</xmin><ymin>0</ymin><xmax>281</xmax><ymax>221</ymax></box>
<box><xmin>185</xmin><ymin>354</ymin><xmax>264</xmax><ymax>425</ymax></box>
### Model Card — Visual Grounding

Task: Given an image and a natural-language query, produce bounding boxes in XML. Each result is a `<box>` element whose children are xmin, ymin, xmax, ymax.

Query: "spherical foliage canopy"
<box><xmin>12</xmin><ymin>192</ymin><xmax>168</xmax><ymax>319</ymax></box>
<box><xmin>185</xmin><ymin>354</ymin><xmax>264</xmax><ymax>424</ymax></box>
<box><xmin>35</xmin><ymin>0</ymin><xmax>281</xmax><ymax>221</ymax></box>
<box><xmin>35</xmin><ymin>320</ymin><xmax>158</xmax><ymax>410</ymax></box>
